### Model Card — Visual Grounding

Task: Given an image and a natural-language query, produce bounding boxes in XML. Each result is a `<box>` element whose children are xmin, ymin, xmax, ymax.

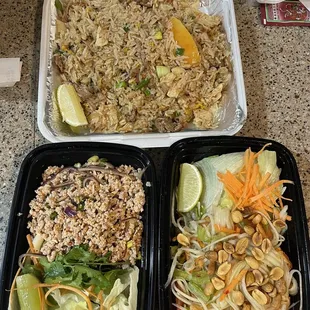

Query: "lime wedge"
<box><xmin>57</xmin><ymin>84</ymin><xmax>88</xmax><ymax>127</ymax></box>
<box><xmin>16</xmin><ymin>274</ymin><xmax>43</xmax><ymax>310</ymax></box>
<box><xmin>177</xmin><ymin>163</ymin><xmax>203</xmax><ymax>213</ymax></box>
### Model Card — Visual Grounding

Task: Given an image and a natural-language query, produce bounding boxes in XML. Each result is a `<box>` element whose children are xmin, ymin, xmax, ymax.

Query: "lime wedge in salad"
<box><xmin>57</xmin><ymin>84</ymin><xmax>88</xmax><ymax>127</ymax></box>
<box><xmin>177</xmin><ymin>163</ymin><xmax>203</xmax><ymax>213</ymax></box>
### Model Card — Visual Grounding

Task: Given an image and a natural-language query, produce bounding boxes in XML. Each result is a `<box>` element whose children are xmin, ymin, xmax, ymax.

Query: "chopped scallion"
<box><xmin>144</xmin><ymin>88</ymin><xmax>151</xmax><ymax>96</ymax></box>
<box><xmin>176</xmin><ymin>48</ymin><xmax>185</xmax><ymax>56</ymax></box>
<box><xmin>136</xmin><ymin>78</ymin><xmax>150</xmax><ymax>90</ymax></box>
<box><xmin>116</xmin><ymin>81</ymin><xmax>127</xmax><ymax>88</ymax></box>
<box><xmin>123</xmin><ymin>24</ymin><xmax>130</xmax><ymax>32</ymax></box>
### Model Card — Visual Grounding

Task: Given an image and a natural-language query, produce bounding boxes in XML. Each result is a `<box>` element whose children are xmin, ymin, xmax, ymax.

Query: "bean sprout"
<box><xmin>288</xmin><ymin>269</ymin><xmax>303</xmax><ymax>310</ymax></box>
<box><xmin>165</xmin><ymin>249</ymin><xmax>184</xmax><ymax>288</ymax></box>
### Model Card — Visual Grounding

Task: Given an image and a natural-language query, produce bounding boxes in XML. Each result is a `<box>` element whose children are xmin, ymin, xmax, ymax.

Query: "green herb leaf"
<box><xmin>135</xmin><ymin>78</ymin><xmax>150</xmax><ymax>90</ymax></box>
<box><xmin>21</xmin><ymin>264</ymin><xmax>43</xmax><ymax>280</ymax></box>
<box><xmin>116</xmin><ymin>81</ymin><xmax>127</xmax><ymax>88</ymax></box>
<box><xmin>176</xmin><ymin>48</ymin><xmax>185</xmax><ymax>56</ymax></box>
<box><xmin>55</xmin><ymin>0</ymin><xmax>63</xmax><ymax>12</ymax></box>
<box><xmin>40</xmin><ymin>248</ymin><xmax>127</xmax><ymax>294</ymax></box>
<box><xmin>54</xmin><ymin>49</ymin><xmax>65</xmax><ymax>55</ymax></box>
<box><xmin>62</xmin><ymin>246</ymin><xmax>97</xmax><ymax>264</ymax></box>
<box><xmin>101</xmin><ymin>269</ymin><xmax>128</xmax><ymax>294</ymax></box>
<box><xmin>77</xmin><ymin>202</ymin><xmax>85</xmax><ymax>211</ymax></box>
<box><xmin>44</xmin><ymin>261</ymin><xmax>68</xmax><ymax>278</ymax></box>
<box><xmin>50</xmin><ymin>211</ymin><xmax>58</xmax><ymax>220</ymax></box>
<box><xmin>123</xmin><ymin>24</ymin><xmax>130</xmax><ymax>32</ymax></box>
<box><xmin>143</xmin><ymin>88</ymin><xmax>151</xmax><ymax>96</ymax></box>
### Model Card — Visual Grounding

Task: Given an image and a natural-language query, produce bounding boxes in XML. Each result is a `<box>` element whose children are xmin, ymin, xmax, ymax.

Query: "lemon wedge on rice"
<box><xmin>57</xmin><ymin>84</ymin><xmax>88</xmax><ymax>127</ymax></box>
<box><xmin>177</xmin><ymin>163</ymin><xmax>203</xmax><ymax>213</ymax></box>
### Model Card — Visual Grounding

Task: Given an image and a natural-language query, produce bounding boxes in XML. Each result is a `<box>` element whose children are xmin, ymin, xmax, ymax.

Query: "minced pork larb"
<box><xmin>28</xmin><ymin>158</ymin><xmax>145</xmax><ymax>264</ymax></box>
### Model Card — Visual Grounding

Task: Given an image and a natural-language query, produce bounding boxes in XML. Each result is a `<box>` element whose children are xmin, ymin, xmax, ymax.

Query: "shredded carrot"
<box><xmin>238</xmin><ymin>174</ymin><xmax>246</xmax><ymax>183</ymax></box>
<box><xmin>244</xmin><ymin>148</ymin><xmax>250</xmax><ymax>168</ymax></box>
<box><xmin>214</xmin><ymin>224</ymin><xmax>240</xmax><ymax>234</ymax></box>
<box><xmin>26</xmin><ymin>235</ymin><xmax>36</xmax><ymax>252</ymax></box>
<box><xmin>26</xmin><ymin>235</ymin><xmax>39</xmax><ymax>265</ymax></box>
<box><xmin>219</xmin><ymin>269</ymin><xmax>248</xmax><ymax>301</ymax></box>
<box><xmin>253</xmin><ymin>143</ymin><xmax>272</xmax><ymax>158</ymax></box>
<box><xmin>278</xmin><ymin>195</ymin><xmax>284</xmax><ymax>209</ymax></box>
<box><xmin>87</xmin><ymin>285</ymin><xmax>95</xmax><ymax>292</ymax></box>
<box><xmin>260</xmin><ymin>196</ymin><xmax>274</xmax><ymax>208</ymax></box>
<box><xmin>218</xmin><ymin>171</ymin><xmax>244</xmax><ymax>195</ymax></box>
<box><xmin>44</xmin><ymin>294</ymin><xmax>54</xmax><ymax>308</ymax></box>
<box><xmin>218</xmin><ymin>145</ymin><xmax>294</xmax><ymax>224</ymax></box>
<box><xmin>241</xmin><ymin>150</ymin><xmax>255</xmax><ymax>200</ymax></box>
<box><xmin>258</xmin><ymin>172</ymin><xmax>271</xmax><ymax>190</ymax></box>
<box><xmin>268</xmin><ymin>194</ymin><xmax>280</xmax><ymax>208</ymax></box>
<box><xmin>86</xmin><ymin>290</ymin><xmax>99</xmax><ymax>300</ymax></box>
<box><xmin>225</xmin><ymin>188</ymin><xmax>237</xmax><ymax>203</ymax></box>
<box><xmin>98</xmin><ymin>290</ymin><xmax>104</xmax><ymax>310</ymax></box>
<box><xmin>251</xmin><ymin>203</ymin><xmax>269</xmax><ymax>217</ymax></box>
<box><xmin>250</xmin><ymin>180</ymin><xmax>294</xmax><ymax>203</ymax></box>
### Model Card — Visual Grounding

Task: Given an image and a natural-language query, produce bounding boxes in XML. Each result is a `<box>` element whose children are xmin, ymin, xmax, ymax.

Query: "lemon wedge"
<box><xmin>57</xmin><ymin>84</ymin><xmax>88</xmax><ymax>127</ymax></box>
<box><xmin>177</xmin><ymin>163</ymin><xmax>203</xmax><ymax>213</ymax></box>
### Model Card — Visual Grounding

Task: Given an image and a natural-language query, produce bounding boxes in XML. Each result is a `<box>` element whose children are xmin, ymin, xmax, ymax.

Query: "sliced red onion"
<box><xmin>64</xmin><ymin>206</ymin><xmax>77</xmax><ymax>217</ymax></box>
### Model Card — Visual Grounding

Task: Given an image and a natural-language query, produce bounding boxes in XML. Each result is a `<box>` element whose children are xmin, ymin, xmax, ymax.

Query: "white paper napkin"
<box><xmin>0</xmin><ymin>58</ymin><xmax>22</xmax><ymax>87</ymax></box>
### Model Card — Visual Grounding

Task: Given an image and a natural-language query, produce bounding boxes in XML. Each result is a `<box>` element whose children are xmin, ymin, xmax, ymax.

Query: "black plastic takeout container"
<box><xmin>158</xmin><ymin>136</ymin><xmax>310</xmax><ymax>309</ymax></box>
<box><xmin>0</xmin><ymin>142</ymin><xmax>157</xmax><ymax>310</ymax></box>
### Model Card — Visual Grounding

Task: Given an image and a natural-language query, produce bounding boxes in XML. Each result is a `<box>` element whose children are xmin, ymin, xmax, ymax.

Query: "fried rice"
<box><xmin>54</xmin><ymin>0</ymin><xmax>231</xmax><ymax>133</ymax></box>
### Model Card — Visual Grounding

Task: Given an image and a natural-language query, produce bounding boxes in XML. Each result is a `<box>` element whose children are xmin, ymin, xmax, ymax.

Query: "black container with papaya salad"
<box><xmin>0</xmin><ymin>142</ymin><xmax>157</xmax><ymax>310</ymax></box>
<box><xmin>158</xmin><ymin>136</ymin><xmax>310</xmax><ymax>310</ymax></box>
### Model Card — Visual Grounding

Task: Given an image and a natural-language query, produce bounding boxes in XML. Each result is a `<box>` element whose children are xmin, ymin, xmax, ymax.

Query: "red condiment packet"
<box><xmin>261</xmin><ymin>1</ymin><xmax>310</xmax><ymax>26</ymax></box>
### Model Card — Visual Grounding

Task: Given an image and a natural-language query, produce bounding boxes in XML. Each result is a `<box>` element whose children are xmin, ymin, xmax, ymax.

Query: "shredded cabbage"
<box><xmin>194</xmin><ymin>158</ymin><xmax>221</xmax><ymax>212</ymax></box>
<box><xmin>194</xmin><ymin>153</ymin><xmax>244</xmax><ymax>212</ymax></box>
<box><xmin>207</xmin><ymin>152</ymin><xmax>244</xmax><ymax>174</ymax></box>
<box><xmin>257</xmin><ymin>150</ymin><xmax>281</xmax><ymax>184</ymax></box>
<box><xmin>213</xmin><ymin>205</ymin><xmax>233</xmax><ymax>229</ymax></box>
<box><xmin>103</xmin><ymin>267</ymin><xmax>139</xmax><ymax>310</ymax></box>
<box><xmin>51</xmin><ymin>290</ymin><xmax>90</xmax><ymax>310</ymax></box>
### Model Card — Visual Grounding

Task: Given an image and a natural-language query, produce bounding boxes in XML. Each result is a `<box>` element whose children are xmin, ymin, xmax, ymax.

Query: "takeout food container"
<box><xmin>157</xmin><ymin>136</ymin><xmax>310</xmax><ymax>309</ymax></box>
<box><xmin>0</xmin><ymin>142</ymin><xmax>157</xmax><ymax>309</ymax></box>
<box><xmin>37</xmin><ymin>0</ymin><xmax>247</xmax><ymax>148</ymax></box>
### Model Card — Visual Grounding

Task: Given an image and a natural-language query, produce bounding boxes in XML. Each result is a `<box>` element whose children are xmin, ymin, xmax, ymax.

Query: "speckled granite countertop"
<box><xmin>0</xmin><ymin>1</ymin><xmax>309</xmax><ymax>268</ymax></box>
